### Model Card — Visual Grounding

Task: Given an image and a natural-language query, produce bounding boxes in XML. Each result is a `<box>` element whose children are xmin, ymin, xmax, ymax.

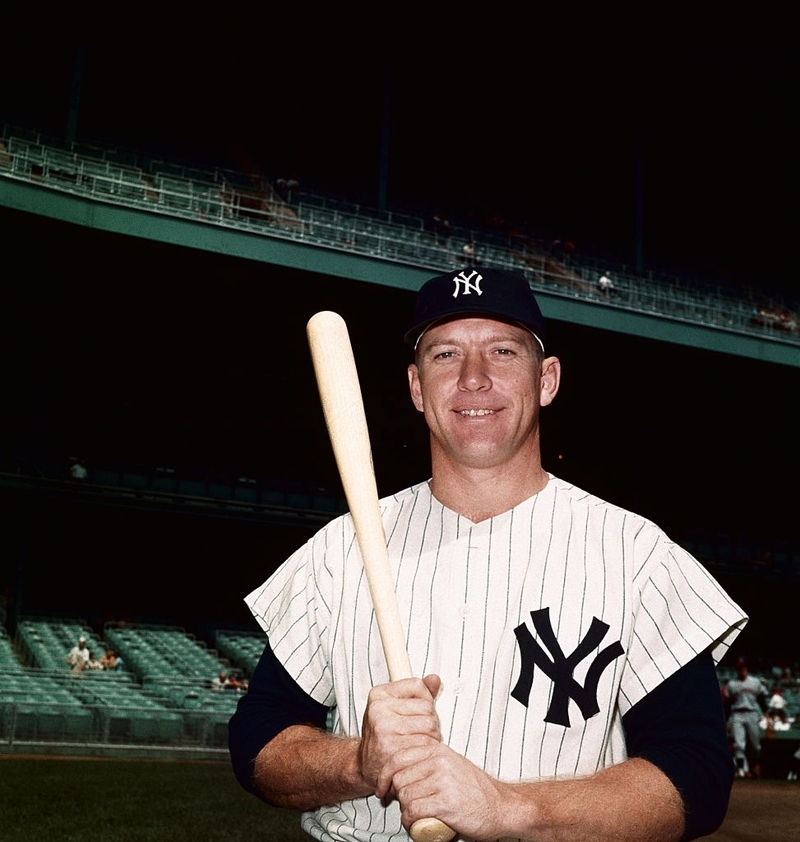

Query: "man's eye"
<box><xmin>435</xmin><ymin>351</ymin><xmax>455</xmax><ymax>359</ymax></box>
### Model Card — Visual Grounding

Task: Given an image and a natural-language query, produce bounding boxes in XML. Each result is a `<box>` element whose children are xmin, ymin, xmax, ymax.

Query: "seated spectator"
<box><xmin>99</xmin><ymin>648</ymin><xmax>118</xmax><ymax>670</ymax></box>
<box><xmin>85</xmin><ymin>651</ymin><xmax>104</xmax><ymax>671</ymax></box>
<box><xmin>224</xmin><ymin>672</ymin><xmax>249</xmax><ymax>692</ymax></box>
<box><xmin>69</xmin><ymin>458</ymin><xmax>88</xmax><ymax>481</ymax></box>
<box><xmin>597</xmin><ymin>273</ymin><xmax>615</xmax><ymax>296</ymax></box>
<box><xmin>211</xmin><ymin>671</ymin><xmax>227</xmax><ymax>691</ymax></box>
<box><xmin>461</xmin><ymin>240</ymin><xmax>477</xmax><ymax>266</ymax></box>
<box><xmin>66</xmin><ymin>635</ymin><xmax>90</xmax><ymax>674</ymax></box>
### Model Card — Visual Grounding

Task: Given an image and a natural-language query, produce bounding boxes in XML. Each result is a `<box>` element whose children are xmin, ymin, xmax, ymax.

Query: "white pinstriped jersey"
<box><xmin>245</xmin><ymin>475</ymin><xmax>746</xmax><ymax>842</ymax></box>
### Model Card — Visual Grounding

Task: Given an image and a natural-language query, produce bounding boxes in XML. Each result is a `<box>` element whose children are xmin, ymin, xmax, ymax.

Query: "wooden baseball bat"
<box><xmin>307</xmin><ymin>310</ymin><xmax>455</xmax><ymax>842</ymax></box>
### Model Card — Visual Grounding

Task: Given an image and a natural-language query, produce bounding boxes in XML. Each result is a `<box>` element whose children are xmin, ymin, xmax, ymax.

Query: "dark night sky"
<box><xmin>1</xmin><ymin>27</ymin><xmax>797</xmax><ymax>647</ymax></box>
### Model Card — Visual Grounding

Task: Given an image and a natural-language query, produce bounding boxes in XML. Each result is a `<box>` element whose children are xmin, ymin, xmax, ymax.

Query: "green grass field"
<box><xmin>0</xmin><ymin>757</ymin><xmax>309</xmax><ymax>842</ymax></box>
<box><xmin>3</xmin><ymin>756</ymin><xmax>799</xmax><ymax>841</ymax></box>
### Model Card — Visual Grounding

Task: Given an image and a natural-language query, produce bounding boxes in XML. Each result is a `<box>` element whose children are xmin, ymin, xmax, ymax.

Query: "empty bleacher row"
<box><xmin>1</xmin><ymin>617</ymin><xmax>266</xmax><ymax>756</ymax></box>
<box><xmin>215</xmin><ymin>629</ymin><xmax>265</xmax><ymax>676</ymax></box>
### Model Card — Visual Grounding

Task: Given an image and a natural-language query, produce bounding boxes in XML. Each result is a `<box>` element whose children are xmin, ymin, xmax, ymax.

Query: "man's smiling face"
<box><xmin>408</xmin><ymin>317</ymin><xmax>555</xmax><ymax>472</ymax></box>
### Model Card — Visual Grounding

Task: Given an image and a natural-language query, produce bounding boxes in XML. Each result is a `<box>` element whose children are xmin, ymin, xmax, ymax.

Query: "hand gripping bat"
<box><xmin>307</xmin><ymin>311</ymin><xmax>455</xmax><ymax>842</ymax></box>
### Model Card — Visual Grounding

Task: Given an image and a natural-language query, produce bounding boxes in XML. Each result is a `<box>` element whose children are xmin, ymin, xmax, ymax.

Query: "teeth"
<box><xmin>460</xmin><ymin>409</ymin><xmax>494</xmax><ymax>416</ymax></box>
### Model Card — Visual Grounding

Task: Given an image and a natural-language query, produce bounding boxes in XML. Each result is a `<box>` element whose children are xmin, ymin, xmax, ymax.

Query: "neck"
<box><xmin>428</xmin><ymin>450</ymin><xmax>549</xmax><ymax>523</ymax></box>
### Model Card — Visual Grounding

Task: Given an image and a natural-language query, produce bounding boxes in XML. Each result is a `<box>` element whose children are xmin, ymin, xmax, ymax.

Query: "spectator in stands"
<box><xmin>461</xmin><ymin>240</ymin><xmax>477</xmax><ymax>266</ymax></box>
<box><xmin>99</xmin><ymin>648</ymin><xmax>118</xmax><ymax>670</ymax></box>
<box><xmin>66</xmin><ymin>635</ymin><xmax>90</xmax><ymax>674</ymax></box>
<box><xmin>69</xmin><ymin>458</ymin><xmax>88</xmax><ymax>481</ymax></box>
<box><xmin>275</xmin><ymin>177</ymin><xmax>300</xmax><ymax>197</ymax></box>
<box><xmin>766</xmin><ymin>688</ymin><xmax>789</xmax><ymax>729</ymax></box>
<box><xmin>211</xmin><ymin>671</ymin><xmax>228</xmax><ymax>691</ymax></box>
<box><xmin>597</xmin><ymin>273</ymin><xmax>615</xmax><ymax>297</ymax></box>
<box><xmin>225</xmin><ymin>672</ymin><xmax>249</xmax><ymax>692</ymax></box>
<box><xmin>722</xmin><ymin>659</ymin><xmax>769</xmax><ymax>778</ymax></box>
<box><xmin>85</xmin><ymin>651</ymin><xmax>104</xmax><ymax>671</ymax></box>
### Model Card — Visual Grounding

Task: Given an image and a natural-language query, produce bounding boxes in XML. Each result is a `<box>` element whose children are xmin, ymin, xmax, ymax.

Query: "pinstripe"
<box><xmin>246</xmin><ymin>475</ymin><xmax>746</xmax><ymax>842</ymax></box>
<box><xmin>477</xmin><ymin>511</ymin><xmax>513</xmax><ymax>774</ymax></box>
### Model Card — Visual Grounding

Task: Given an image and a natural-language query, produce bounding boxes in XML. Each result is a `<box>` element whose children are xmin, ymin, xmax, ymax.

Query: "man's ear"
<box><xmin>408</xmin><ymin>363</ymin><xmax>424</xmax><ymax>412</ymax></box>
<box><xmin>539</xmin><ymin>356</ymin><xmax>561</xmax><ymax>407</ymax></box>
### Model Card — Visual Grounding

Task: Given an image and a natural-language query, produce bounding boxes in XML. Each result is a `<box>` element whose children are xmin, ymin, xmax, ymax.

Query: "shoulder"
<box><xmin>545</xmin><ymin>474</ymin><xmax>732</xmax><ymax>595</ymax></box>
<box><xmin>547</xmin><ymin>474</ymin><xmax>641</xmax><ymax>515</ymax></box>
<box><xmin>251</xmin><ymin>482</ymin><xmax>427</xmax><ymax>586</ymax></box>
<box><xmin>546</xmin><ymin>474</ymin><xmax>663</xmax><ymax>538</ymax></box>
<box><xmin>380</xmin><ymin>481</ymin><xmax>431</xmax><ymax>511</ymax></box>
<box><xmin>304</xmin><ymin>481</ymin><xmax>428</xmax><ymax>544</ymax></box>
<box><xmin>326</xmin><ymin>481</ymin><xmax>428</xmax><ymax>524</ymax></box>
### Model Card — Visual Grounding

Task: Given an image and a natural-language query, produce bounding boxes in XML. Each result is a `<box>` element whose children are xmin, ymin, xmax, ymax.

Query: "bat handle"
<box><xmin>410</xmin><ymin>817</ymin><xmax>456</xmax><ymax>842</ymax></box>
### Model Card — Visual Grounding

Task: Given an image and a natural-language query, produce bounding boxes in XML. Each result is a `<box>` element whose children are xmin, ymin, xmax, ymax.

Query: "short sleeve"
<box><xmin>244</xmin><ymin>525</ymin><xmax>343</xmax><ymax>707</ymax></box>
<box><xmin>621</xmin><ymin>535</ymin><xmax>747</xmax><ymax>712</ymax></box>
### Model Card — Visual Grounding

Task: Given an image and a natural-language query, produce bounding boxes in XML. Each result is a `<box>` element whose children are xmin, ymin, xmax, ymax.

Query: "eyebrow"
<box><xmin>421</xmin><ymin>332</ymin><xmax>532</xmax><ymax>351</ymax></box>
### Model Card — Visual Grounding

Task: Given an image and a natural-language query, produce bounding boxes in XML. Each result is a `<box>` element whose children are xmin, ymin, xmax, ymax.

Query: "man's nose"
<box><xmin>457</xmin><ymin>354</ymin><xmax>491</xmax><ymax>390</ymax></box>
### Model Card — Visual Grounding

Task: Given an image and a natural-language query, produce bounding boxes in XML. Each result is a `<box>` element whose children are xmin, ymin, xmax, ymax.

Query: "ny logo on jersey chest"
<box><xmin>512</xmin><ymin>607</ymin><xmax>624</xmax><ymax>727</ymax></box>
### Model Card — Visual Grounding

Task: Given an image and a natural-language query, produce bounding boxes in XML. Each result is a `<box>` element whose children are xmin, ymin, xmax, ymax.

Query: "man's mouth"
<box><xmin>458</xmin><ymin>409</ymin><xmax>495</xmax><ymax>416</ymax></box>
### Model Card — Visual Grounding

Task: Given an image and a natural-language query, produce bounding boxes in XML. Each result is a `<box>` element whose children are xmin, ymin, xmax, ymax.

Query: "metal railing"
<box><xmin>0</xmin><ymin>665</ymin><xmax>232</xmax><ymax>756</ymax></box>
<box><xmin>0</xmin><ymin>697</ymin><xmax>230</xmax><ymax>754</ymax></box>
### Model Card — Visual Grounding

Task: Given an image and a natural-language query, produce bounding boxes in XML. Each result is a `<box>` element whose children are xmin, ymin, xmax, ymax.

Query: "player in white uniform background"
<box><xmin>230</xmin><ymin>269</ymin><xmax>747</xmax><ymax>842</ymax></box>
<box><xmin>722</xmin><ymin>658</ymin><xmax>769</xmax><ymax>778</ymax></box>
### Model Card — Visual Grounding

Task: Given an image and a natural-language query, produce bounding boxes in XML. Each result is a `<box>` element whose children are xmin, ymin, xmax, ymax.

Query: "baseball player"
<box><xmin>230</xmin><ymin>269</ymin><xmax>747</xmax><ymax>841</ymax></box>
<box><xmin>722</xmin><ymin>659</ymin><xmax>768</xmax><ymax>778</ymax></box>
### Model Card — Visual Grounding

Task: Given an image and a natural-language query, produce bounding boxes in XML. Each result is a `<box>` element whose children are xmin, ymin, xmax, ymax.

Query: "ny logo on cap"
<box><xmin>452</xmin><ymin>270</ymin><xmax>483</xmax><ymax>298</ymax></box>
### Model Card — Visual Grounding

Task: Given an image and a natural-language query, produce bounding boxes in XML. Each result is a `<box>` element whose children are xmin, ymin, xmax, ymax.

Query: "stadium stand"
<box><xmin>102</xmin><ymin>623</ymin><xmax>222</xmax><ymax>679</ymax></box>
<box><xmin>2</xmin><ymin>122</ymin><xmax>798</xmax><ymax>350</ymax></box>
<box><xmin>214</xmin><ymin>629</ymin><xmax>265</xmax><ymax>675</ymax></box>
<box><xmin>17</xmin><ymin>617</ymin><xmax>105</xmax><ymax>670</ymax></box>
<box><xmin>2</xmin><ymin>611</ymin><xmax>798</xmax><ymax>775</ymax></box>
<box><xmin>0</xmin><ymin>618</ymin><xmax>257</xmax><ymax>756</ymax></box>
<box><xmin>0</xmin><ymin>625</ymin><xmax>25</xmax><ymax>674</ymax></box>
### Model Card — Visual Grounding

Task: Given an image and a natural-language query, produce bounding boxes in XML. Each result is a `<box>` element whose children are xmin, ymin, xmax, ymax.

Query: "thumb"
<box><xmin>422</xmin><ymin>673</ymin><xmax>442</xmax><ymax>700</ymax></box>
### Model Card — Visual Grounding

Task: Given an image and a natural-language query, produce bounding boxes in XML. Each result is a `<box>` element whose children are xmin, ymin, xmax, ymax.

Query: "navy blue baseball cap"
<box><xmin>404</xmin><ymin>268</ymin><xmax>546</xmax><ymax>351</ymax></box>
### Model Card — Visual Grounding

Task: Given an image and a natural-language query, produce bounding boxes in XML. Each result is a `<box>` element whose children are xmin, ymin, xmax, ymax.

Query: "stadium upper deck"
<box><xmin>1</xmin><ymin>124</ymin><xmax>798</xmax><ymax>367</ymax></box>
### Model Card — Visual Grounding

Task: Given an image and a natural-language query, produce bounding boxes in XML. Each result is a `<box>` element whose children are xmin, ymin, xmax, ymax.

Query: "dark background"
<box><xmin>1</xmin><ymin>26</ymin><xmax>797</xmax><ymax>661</ymax></box>
<box><xmin>1</xmin><ymin>25</ymin><xmax>794</xmax><ymax>295</ymax></box>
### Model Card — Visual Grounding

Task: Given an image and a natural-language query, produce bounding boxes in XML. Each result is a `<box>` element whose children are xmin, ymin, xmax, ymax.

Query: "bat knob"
<box><xmin>409</xmin><ymin>817</ymin><xmax>456</xmax><ymax>842</ymax></box>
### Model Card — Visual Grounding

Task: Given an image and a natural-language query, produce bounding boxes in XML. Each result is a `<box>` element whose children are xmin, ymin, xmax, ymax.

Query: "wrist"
<box><xmin>493</xmin><ymin>780</ymin><xmax>540</xmax><ymax>840</ymax></box>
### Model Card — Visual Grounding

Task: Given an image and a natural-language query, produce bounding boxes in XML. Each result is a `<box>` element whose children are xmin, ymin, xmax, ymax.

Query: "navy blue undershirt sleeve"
<box><xmin>622</xmin><ymin>649</ymin><xmax>733</xmax><ymax>841</ymax></box>
<box><xmin>228</xmin><ymin>637</ymin><xmax>329</xmax><ymax>798</ymax></box>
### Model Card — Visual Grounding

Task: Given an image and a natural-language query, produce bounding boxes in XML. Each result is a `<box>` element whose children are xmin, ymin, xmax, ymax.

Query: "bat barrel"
<box><xmin>307</xmin><ymin>311</ymin><xmax>412</xmax><ymax>680</ymax></box>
